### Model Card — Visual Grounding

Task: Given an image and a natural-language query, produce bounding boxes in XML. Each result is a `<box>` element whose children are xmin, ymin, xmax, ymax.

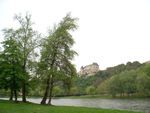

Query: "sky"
<box><xmin>0</xmin><ymin>0</ymin><xmax>150</xmax><ymax>71</ymax></box>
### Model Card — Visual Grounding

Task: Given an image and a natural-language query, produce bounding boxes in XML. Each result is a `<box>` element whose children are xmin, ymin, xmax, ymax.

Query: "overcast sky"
<box><xmin>0</xmin><ymin>0</ymin><xmax>150</xmax><ymax>71</ymax></box>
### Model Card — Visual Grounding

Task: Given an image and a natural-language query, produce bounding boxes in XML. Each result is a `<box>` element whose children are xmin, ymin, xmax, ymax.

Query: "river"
<box><xmin>1</xmin><ymin>98</ymin><xmax>150</xmax><ymax>113</ymax></box>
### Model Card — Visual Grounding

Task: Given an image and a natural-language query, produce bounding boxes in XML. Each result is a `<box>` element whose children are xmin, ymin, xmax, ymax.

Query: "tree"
<box><xmin>39</xmin><ymin>13</ymin><xmax>78</xmax><ymax>105</ymax></box>
<box><xmin>136</xmin><ymin>71</ymin><xmax>150</xmax><ymax>96</ymax></box>
<box><xmin>108</xmin><ymin>75</ymin><xmax>121</xmax><ymax>97</ymax></box>
<box><xmin>122</xmin><ymin>70</ymin><xmax>137</xmax><ymax>96</ymax></box>
<box><xmin>0</xmin><ymin>29</ymin><xmax>23</xmax><ymax>102</ymax></box>
<box><xmin>107</xmin><ymin>70</ymin><xmax>137</xmax><ymax>97</ymax></box>
<box><xmin>13</xmin><ymin>13</ymin><xmax>40</xmax><ymax>102</ymax></box>
<box><xmin>96</xmin><ymin>79</ymin><xmax>109</xmax><ymax>94</ymax></box>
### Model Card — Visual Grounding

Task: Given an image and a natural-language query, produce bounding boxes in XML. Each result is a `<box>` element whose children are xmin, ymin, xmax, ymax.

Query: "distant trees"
<box><xmin>71</xmin><ymin>61</ymin><xmax>142</xmax><ymax>96</ymax></box>
<box><xmin>70</xmin><ymin>86</ymin><xmax>79</xmax><ymax>95</ymax></box>
<box><xmin>31</xmin><ymin>61</ymin><xmax>149</xmax><ymax>98</ymax></box>
<box><xmin>136</xmin><ymin>64</ymin><xmax>150</xmax><ymax>96</ymax></box>
<box><xmin>136</xmin><ymin>73</ymin><xmax>150</xmax><ymax>96</ymax></box>
<box><xmin>107</xmin><ymin>70</ymin><xmax>137</xmax><ymax>97</ymax></box>
<box><xmin>70</xmin><ymin>61</ymin><xmax>150</xmax><ymax>97</ymax></box>
<box><xmin>52</xmin><ymin>86</ymin><xmax>62</xmax><ymax>97</ymax></box>
<box><xmin>86</xmin><ymin>86</ymin><xmax>95</xmax><ymax>95</ymax></box>
<box><xmin>96</xmin><ymin>64</ymin><xmax>150</xmax><ymax>97</ymax></box>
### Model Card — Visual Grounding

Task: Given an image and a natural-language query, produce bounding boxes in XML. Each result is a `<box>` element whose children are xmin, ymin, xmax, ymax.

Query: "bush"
<box><xmin>85</xmin><ymin>86</ymin><xmax>96</xmax><ymax>95</ymax></box>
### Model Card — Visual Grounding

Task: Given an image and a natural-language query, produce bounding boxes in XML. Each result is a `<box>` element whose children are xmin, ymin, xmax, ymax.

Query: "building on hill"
<box><xmin>79</xmin><ymin>63</ymin><xmax>99</xmax><ymax>76</ymax></box>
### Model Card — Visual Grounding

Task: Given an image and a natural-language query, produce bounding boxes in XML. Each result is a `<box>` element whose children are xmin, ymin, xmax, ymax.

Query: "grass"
<box><xmin>0</xmin><ymin>100</ymin><xmax>141</xmax><ymax>113</ymax></box>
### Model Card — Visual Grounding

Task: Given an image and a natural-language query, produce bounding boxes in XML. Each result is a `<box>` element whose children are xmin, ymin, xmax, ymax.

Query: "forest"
<box><xmin>74</xmin><ymin>61</ymin><xmax>150</xmax><ymax>97</ymax></box>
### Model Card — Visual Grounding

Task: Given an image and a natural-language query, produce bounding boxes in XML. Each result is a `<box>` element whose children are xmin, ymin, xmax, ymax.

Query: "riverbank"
<box><xmin>0</xmin><ymin>100</ymin><xmax>141</xmax><ymax>113</ymax></box>
<box><xmin>53</xmin><ymin>94</ymin><xmax>150</xmax><ymax>99</ymax></box>
<box><xmin>6</xmin><ymin>94</ymin><xmax>144</xmax><ymax>100</ymax></box>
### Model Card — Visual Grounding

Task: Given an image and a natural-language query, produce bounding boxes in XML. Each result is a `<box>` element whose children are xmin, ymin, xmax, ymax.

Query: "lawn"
<box><xmin>0</xmin><ymin>100</ymin><xmax>141</xmax><ymax>113</ymax></box>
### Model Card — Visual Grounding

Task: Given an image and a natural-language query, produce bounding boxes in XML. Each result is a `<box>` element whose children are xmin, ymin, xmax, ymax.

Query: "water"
<box><xmin>1</xmin><ymin>98</ymin><xmax>150</xmax><ymax>113</ymax></box>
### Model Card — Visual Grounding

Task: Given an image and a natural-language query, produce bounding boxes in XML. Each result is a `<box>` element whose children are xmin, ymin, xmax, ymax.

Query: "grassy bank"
<box><xmin>0</xmin><ymin>100</ymin><xmax>141</xmax><ymax>113</ymax></box>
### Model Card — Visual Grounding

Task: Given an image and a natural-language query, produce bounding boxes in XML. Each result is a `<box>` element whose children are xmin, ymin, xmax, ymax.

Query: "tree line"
<box><xmin>26</xmin><ymin>60</ymin><xmax>150</xmax><ymax>97</ymax></box>
<box><xmin>97</xmin><ymin>63</ymin><xmax>150</xmax><ymax>97</ymax></box>
<box><xmin>0</xmin><ymin>13</ymin><xmax>78</xmax><ymax>105</ymax></box>
<box><xmin>71</xmin><ymin>62</ymin><xmax>150</xmax><ymax>97</ymax></box>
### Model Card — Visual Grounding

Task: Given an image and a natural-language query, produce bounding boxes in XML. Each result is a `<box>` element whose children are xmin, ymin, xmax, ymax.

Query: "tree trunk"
<box><xmin>22</xmin><ymin>82</ymin><xmax>26</xmax><ymax>102</ymax></box>
<box><xmin>14</xmin><ymin>90</ymin><xmax>17</xmax><ymax>102</ymax></box>
<box><xmin>22</xmin><ymin>62</ymin><xmax>27</xmax><ymax>102</ymax></box>
<box><xmin>48</xmin><ymin>76</ymin><xmax>54</xmax><ymax>105</ymax></box>
<box><xmin>41</xmin><ymin>76</ymin><xmax>50</xmax><ymax>104</ymax></box>
<box><xmin>9</xmin><ymin>89</ymin><xmax>13</xmax><ymax>101</ymax></box>
<box><xmin>41</xmin><ymin>53</ymin><xmax>56</xmax><ymax>105</ymax></box>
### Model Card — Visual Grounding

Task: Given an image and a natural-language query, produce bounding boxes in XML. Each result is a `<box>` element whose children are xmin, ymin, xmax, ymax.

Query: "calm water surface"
<box><xmin>1</xmin><ymin>98</ymin><xmax>150</xmax><ymax>113</ymax></box>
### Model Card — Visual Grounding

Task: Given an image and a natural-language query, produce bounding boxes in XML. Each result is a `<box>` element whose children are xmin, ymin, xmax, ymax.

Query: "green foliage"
<box><xmin>97</xmin><ymin>64</ymin><xmax>150</xmax><ymax>97</ymax></box>
<box><xmin>107</xmin><ymin>70</ymin><xmax>137</xmax><ymax>97</ymax></box>
<box><xmin>70</xmin><ymin>86</ymin><xmax>79</xmax><ymax>95</ymax></box>
<box><xmin>0</xmin><ymin>13</ymin><xmax>40</xmax><ymax>102</ymax></box>
<box><xmin>72</xmin><ymin>61</ymin><xmax>150</xmax><ymax>97</ymax></box>
<box><xmin>0</xmin><ymin>29</ymin><xmax>24</xmax><ymax>100</ymax></box>
<box><xmin>1</xmin><ymin>12</ymin><xmax>149</xmax><ymax>101</ymax></box>
<box><xmin>28</xmin><ymin>76</ymin><xmax>44</xmax><ymax>96</ymax></box>
<box><xmin>136</xmin><ymin>73</ymin><xmax>150</xmax><ymax>96</ymax></box>
<box><xmin>39</xmin><ymin>13</ymin><xmax>78</xmax><ymax>104</ymax></box>
<box><xmin>86</xmin><ymin>86</ymin><xmax>96</xmax><ymax>95</ymax></box>
<box><xmin>52</xmin><ymin>86</ymin><xmax>62</xmax><ymax>96</ymax></box>
<box><xmin>138</xmin><ymin>63</ymin><xmax>150</xmax><ymax>77</ymax></box>
<box><xmin>96</xmin><ymin>79</ymin><xmax>109</xmax><ymax>94</ymax></box>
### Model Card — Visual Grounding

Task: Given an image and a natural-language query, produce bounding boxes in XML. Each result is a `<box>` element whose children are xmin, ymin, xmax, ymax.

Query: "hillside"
<box><xmin>71</xmin><ymin>61</ymin><xmax>150</xmax><ymax>97</ymax></box>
